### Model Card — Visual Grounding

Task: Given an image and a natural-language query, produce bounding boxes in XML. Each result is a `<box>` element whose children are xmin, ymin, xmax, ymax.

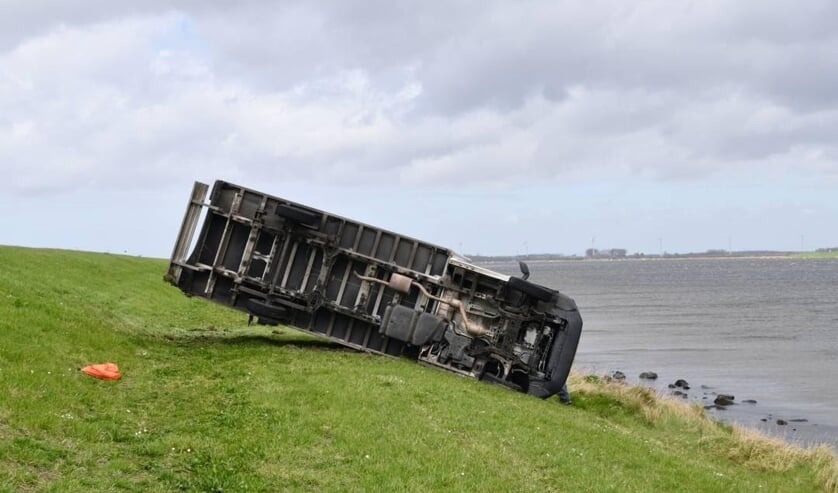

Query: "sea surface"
<box><xmin>483</xmin><ymin>257</ymin><xmax>838</xmax><ymax>448</ymax></box>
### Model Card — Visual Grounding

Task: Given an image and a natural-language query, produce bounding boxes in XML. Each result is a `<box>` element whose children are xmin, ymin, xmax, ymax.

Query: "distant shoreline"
<box><xmin>468</xmin><ymin>250</ymin><xmax>838</xmax><ymax>263</ymax></box>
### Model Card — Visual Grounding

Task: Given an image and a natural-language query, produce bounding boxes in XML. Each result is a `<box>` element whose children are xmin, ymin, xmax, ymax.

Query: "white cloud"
<box><xmin>4</xmin><ymin>1</ymin><xmax>838</xmax><ymax>197</ymax></box>
<box><xmin>1</xmin><ymin>1</ymin><xmax>837</xmax><ymax>255</ymax></box>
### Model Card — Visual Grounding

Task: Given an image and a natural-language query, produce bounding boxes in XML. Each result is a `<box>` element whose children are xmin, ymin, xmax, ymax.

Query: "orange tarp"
<box><xmin>81</xmin><ymin>362</ymin><xmax>121</xmax><ymax>380</ymax></box>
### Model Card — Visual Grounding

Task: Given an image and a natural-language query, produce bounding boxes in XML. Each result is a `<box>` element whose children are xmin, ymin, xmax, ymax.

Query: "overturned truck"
<box><xmin>166</xmin><ymin>181</ymin><xmax>582</xmax><ymax>398</ymax></box>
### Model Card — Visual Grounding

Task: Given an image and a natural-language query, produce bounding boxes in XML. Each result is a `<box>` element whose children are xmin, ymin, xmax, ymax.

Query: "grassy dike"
<box><xmin>1</xmin><ymin>245</ymin><xmax>836</xmax><ymax>492</ymax></box>
<box><xmin>792</xmin><ymin>251</ymin><xmax>838</xmax><ymax>259</ymax></box>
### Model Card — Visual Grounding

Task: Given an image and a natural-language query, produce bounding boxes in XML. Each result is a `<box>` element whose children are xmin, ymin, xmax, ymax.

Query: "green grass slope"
<box><xmin>792</xmin><ymin>251</ymin><xmax>838</xmax><ymax>259</ymax></box>
<box><xmin>1</xmin><ymin>245</ymin><xmax>836</xmax><ymax>492</ymax></box>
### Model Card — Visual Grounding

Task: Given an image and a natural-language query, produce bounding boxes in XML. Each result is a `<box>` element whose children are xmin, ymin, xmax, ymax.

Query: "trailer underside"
<box><xmin>166</xmin><ymin>180</ymin><xmax>582</xmax><ymax>398</ymax></box>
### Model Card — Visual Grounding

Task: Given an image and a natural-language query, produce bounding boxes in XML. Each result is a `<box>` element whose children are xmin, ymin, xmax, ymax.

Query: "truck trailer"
<box><xmin>166</xmin><ymin>180</ymin><xmax>582</xmax><ymax>398</ymax></box>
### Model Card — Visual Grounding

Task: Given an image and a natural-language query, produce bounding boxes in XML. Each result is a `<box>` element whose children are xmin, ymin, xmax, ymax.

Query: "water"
<box><xmin>483</xmin><ymin>257</ymin><xmax>838</xmax><ymax>448</ymax></box>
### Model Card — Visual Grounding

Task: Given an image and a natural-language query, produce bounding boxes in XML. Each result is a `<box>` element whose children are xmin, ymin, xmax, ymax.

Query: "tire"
<box><xmin>246</xmin><ymin>299</ymin><xmax>288</xmax><ymax>320</ymax></box>
<box><xmin>507</xmin><ymin>277</ymin><xmax>554</xmax><ymax>302</ymax></box>
<box><xmin>261</xmin><ymin>214</ymin><xmax>284</xmax><ymax>232</ymax></box>
<box><xmin>275</xmin><ymin>204</ymin><xmax>320</xmax><ymax>226</ymax></box>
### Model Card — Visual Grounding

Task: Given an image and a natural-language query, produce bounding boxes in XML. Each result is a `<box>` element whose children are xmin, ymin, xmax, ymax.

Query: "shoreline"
<box><xmin>475</xmin><ymin>253</ymin><xmax>838</xmax><ymax>264</ymax></box>
<box><xmin>572</xmin><ymin>365</ymin><xmax>838</xmax><ymax>451</ymax></box>
<box><xmin>474</xmin><ymin>257</ymin><xmax>838</xmax><ymax>451</ymax></box>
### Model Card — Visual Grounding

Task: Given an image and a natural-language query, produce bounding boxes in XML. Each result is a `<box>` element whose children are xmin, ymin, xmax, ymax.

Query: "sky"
<box><xmin>1</xmin><ymin>0</ymin><xmax>837</xmax><ymax>258</ymax></box>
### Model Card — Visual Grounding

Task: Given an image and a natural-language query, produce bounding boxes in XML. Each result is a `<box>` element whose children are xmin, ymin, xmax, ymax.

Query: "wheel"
<box><xmin>275</xmin><ymin>204</ymin><xmax>320</xmax><ymax>227</ymax></box>
<box><xmin>261</xmin><ymin>214</ymin><xmax>284</xmax><ymax>232</ymax></box>
<box><xmin>246</xmin><ymin>299</ymin><xmax>288</xmax><ymax>321</ymax></box>
<box><xmin>507</xmin><ymin>277</ymin><xmax>554</xmax><ymax>302</ymax></box>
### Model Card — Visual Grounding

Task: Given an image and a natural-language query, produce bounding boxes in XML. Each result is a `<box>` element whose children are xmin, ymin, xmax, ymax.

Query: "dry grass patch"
<box><xmin>570</xmin><ymin>371</ymin><xmax>838</xmax><ymax>492</ymax></box>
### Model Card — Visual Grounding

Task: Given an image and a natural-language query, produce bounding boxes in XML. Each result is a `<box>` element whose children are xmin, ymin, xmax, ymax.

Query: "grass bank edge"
<box><xmin>2</xmin><ymin>244</ymin><xmax>837</xmax><ymax>491</ymax></box>
<box><xmin>568</xmin><ymin>372</ymin><xmax>838</xmax><ymax>492</ymax></box>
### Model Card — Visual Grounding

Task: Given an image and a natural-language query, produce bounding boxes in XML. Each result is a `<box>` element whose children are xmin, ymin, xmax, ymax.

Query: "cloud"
<box><xmin>1</xmin><ymin>0</ymin><xmax>837</xmax><ymax>202</ymax></box>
